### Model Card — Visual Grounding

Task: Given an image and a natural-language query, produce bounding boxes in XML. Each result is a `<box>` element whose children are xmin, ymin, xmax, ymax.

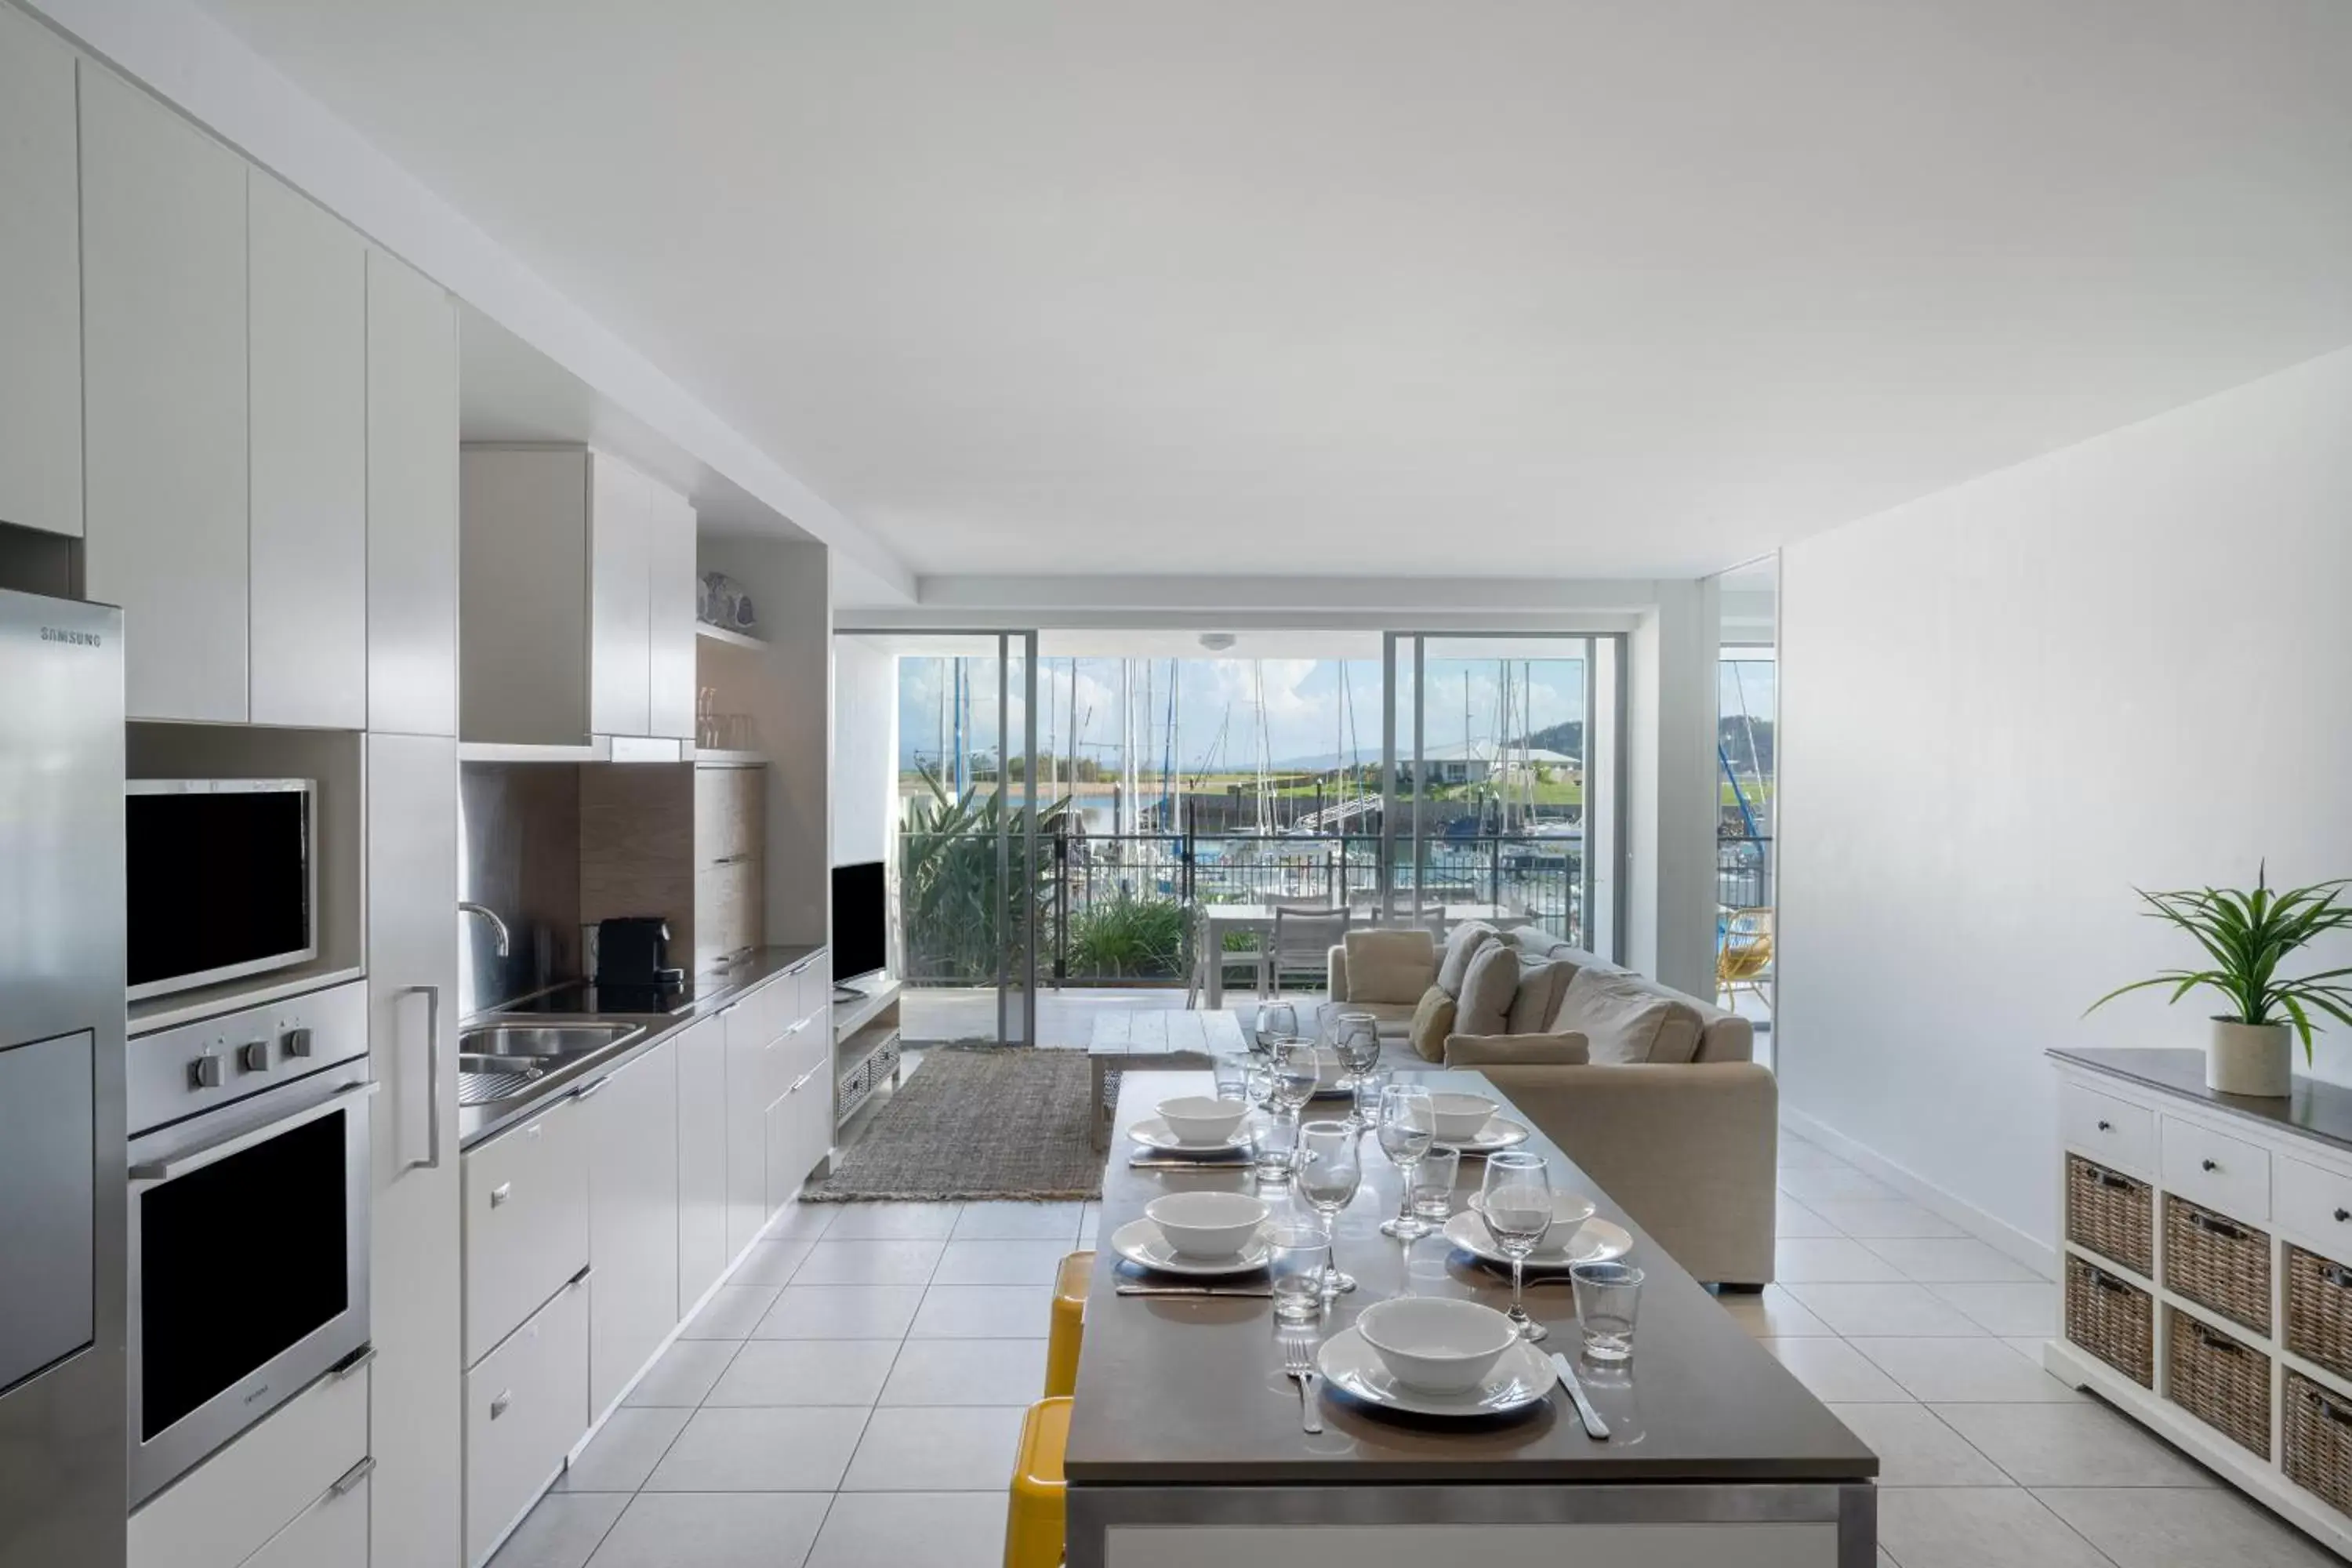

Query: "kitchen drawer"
<box><xmin>772</xmin><ymin>1007</ymin><xmax>824</xmax><ymax>1102</ymax></box>
<box><xmin>2278</xmin><ymin>1154</ymin><xmax>2352</xmax><ymax>1263</ymax></box>
<box><xmin>241</xmin><ymin>1465</ymin><xmax>367</xmax><ymax>1568</ymax></box>
<box><xmin>465</xmin><ymin>1275</ymin><xmax>590</xmax><ymax>1567</ymax></box>
<box><xmin>464</xmin><ymin>1094</ymin><xmax>590</xmax><ymax>1363</ymax></box>
<box><xmin>2161</xmin><ymin>1116</ymin><xmax>2271</xmax><ymax>1226</ymax></box>
<box><xmin>129</xmin><ymin>1356</ymin><xmax>368</xmax><ymax>1568</ymax></box>
<box><xmin>2060</xmin><ymin>1081</ymin><xmax>2154</xmax><ymax>1178</ymax></box>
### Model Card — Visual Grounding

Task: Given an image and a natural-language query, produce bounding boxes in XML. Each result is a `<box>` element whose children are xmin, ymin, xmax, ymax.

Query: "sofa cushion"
<box><xmin>1435</xmin><ymin>922</ymin><xmax>1499</xmax><ymax>996</ymax></box>
<box><xmin>1457</xmin><ymin>942</ymin><xmax>1521</xmax><ymax>1036</ymax></box>
<box><xmin>1319</xmin><ymin>998</ymin><xmax>1419</xmax><ymax>1039</ymax></box>
<box><xmin>1443</xmin><ymin>1032</ymin><xmax>1591</xmax><ymax>1068</ymax></box>
<box><xmin>1504</xmin><ymin>924</ymin><xmax>1566</xmax><ymax>958</ymax></box>
<box><xmin>1505</xmin><ymin>956</ymin><xmax>1572</xmax><ymax>1035</ymax></box>
<box><xmin>1407</xmin><ymin>986</ymin><xmax>1457</xmax><ymax>1062</ymax></box>
<box><xmin>1341</xmin><ymin>928</ymin><xmax>1438</xmax><ymax>1005</ymax></box>
<box><xmin>1555</xmin><ymin>967</ymin><xmax>1706</xmax><ymax>1065</ymax></box>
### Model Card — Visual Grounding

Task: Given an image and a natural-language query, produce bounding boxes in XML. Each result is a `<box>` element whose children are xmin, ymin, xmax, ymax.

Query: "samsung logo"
<box><xmin>40</xmin><ymin>627</ymin><xmax>101</xmax><ymax>648</ymax></box>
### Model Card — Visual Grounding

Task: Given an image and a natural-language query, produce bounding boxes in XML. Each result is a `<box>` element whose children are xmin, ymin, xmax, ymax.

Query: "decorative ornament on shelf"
<box><xmin>2086</xmin><ymin>865</ymin><xmax>2352</xmax><ymax>1098</ymax></box>
<box><xmin>697</xmin><ymin>571</ymin><xmax>757</xmax><ymax>634</ymax></box>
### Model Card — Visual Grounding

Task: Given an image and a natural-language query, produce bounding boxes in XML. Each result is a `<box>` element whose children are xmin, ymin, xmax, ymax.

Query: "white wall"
<box><xmin>832</xmin><ymin>634</ymin><xmax>896</xmax><ymax>867</ymax></box>
<box><xmin>1625</xmin><ymin>579</ymin><xmax>1723</xmax><ymax>998</ymax></box>
<box><xmin>1779</xmin><ymin>347</ymin><xmax>2352</xmax><ymax>1254</ymax></box>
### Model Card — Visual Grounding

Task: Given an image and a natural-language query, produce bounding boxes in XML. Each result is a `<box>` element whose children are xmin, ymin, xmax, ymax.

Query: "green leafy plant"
<box><xmin>2087</xmin><ymin>867</ymin><xmax>2352</xmax><ymax>1061</ymax></box>
<box><xmin>1064</xmin><ymin>891</ymin><xmax>1189</xmax><ymax>979</ymax></box>
<box><xmin>898</xmin><ymin>764</ymin><xmax>1069</xmax><ymax>985</ymax></box>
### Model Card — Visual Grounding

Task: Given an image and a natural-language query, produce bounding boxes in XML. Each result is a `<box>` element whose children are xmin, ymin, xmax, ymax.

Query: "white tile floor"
<box><xmin>491</xmin><ymin>1129</ymin><xmax>2340</xmax><ymax>1568</ymax></box>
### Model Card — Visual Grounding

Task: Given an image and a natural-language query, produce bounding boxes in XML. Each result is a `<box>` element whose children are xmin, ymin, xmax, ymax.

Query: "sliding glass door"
<box><xmin>1381</xmin><ymin>633</ymin><xmax>1623</xmax><ymax>956</ymax></box>
<box><xmin>854</xmin><ymin>630</ymin><xmax>1040</xmax><ymax>1046</ymax></box>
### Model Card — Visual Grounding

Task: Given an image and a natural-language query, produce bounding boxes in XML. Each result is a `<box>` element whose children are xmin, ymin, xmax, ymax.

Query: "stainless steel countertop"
<box><xmin>458</xmin><ymin>942</ymin><xmax>826</xmax><ymax>1149</ymax></box>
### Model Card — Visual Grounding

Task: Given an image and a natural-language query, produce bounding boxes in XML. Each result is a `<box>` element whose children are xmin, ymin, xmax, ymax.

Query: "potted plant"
<box><xmin>2088</xmin><ymin>868</ymin><xmax>2352</xmax><ymax>1097</ymax></box>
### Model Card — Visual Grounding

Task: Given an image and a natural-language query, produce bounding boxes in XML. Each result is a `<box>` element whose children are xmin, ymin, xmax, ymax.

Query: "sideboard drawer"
<box><xmin>2060</xmin><ymin>1082</ymin><xmax>2154</xmax><ymax>1177</ymax></box>
<box><xmin>2277</xmin><ymin>1156</ymin><xmax>2352</xmax><ymax>1261</ymax></box>
<box><xmin>2162</xmin><ymin>1116</ymin><xmax>2271</xmax><ymax>1225</ymax></box>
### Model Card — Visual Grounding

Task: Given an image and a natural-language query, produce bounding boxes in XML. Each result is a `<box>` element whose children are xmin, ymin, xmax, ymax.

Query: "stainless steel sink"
<box><xmin>459</xmin><ymin>1021</ymin><xmax>639</xmax><ymax>1061</ymax></box>
<box><xmin>456</xmin><ymin>1020</ymin><xmax>645</xmax><ymax>1109</ymax></box>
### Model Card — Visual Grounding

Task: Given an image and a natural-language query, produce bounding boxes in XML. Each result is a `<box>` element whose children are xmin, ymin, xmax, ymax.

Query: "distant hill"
<box><xmin>1269</xmin><ymin>716</ymin><xmax>1772</xmax><ymax>775</ymax></box>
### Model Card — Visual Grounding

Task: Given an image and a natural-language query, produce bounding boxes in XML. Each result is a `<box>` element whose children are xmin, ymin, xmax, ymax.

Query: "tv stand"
<box><xmin>832</xmin><ymin>978</ymin><xmax>902</xmax><ymax>1128</ymax></box>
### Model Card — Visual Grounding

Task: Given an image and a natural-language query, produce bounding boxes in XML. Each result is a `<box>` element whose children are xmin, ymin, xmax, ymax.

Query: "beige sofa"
<box><xmin>1326</xmin><ymin>924</ymin><xmax>1777</xmax><ymax>1287</ymax></box>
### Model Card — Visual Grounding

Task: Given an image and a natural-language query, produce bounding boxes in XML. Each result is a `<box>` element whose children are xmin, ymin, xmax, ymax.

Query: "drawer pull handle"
<box><xmin>2085</xmin><ymin>1267</ymin><xmax>2131</xmax><ymax>1295</ymax></box>
<box><xmin>490</xmin><ymin>1390</ymin><xmax>512</xmax><ymax>1420</ymax></box>
<box><xmin>2323</xmin><ymin>1264</ymin><xmax>2352</xmax><ymax>1290</ymax></box>
<box><xmin>2187</xmin><ymin>1212</ymin><xmax>2248</xmax><ymax>1242</ymax></box>
<box><xmin>2194</xmin><ymin>1326</ymin><xmax>2246</xmax><ymax>1356</ymax></box>
<box><xmin>2201</xmin><ymin>1159</ymin><xmax>2220</xmax><ymax>1173</ymax></box>
<box><xmin>2092</xmin><ymin>1171</ymin><xmax>2136</xmax><ymax>1192</ymax></box>
<box><xmin>2336</xmin><ymin>1208</ymin><xmax>2349</xmax><ymax>1224</ymax></box>
<box><xmin>2096</xmin><ymin>1120</ymin><xmax>2113</xmax><ymax>1132</ymax></box>
<box><xmin>2313</xmin><ymin>1390</ymin><xmax>2352</xmax><ymax>1429</ymax></box>
<box><xmin>491</xmin><ymin>1181</ymin><xmax>513</xmax><ymax>1207</ymax></box>
<box><xmin>328</xmin><ymin>1456</ymin><xmax>375</xmax><ymax>1497</ymax></box>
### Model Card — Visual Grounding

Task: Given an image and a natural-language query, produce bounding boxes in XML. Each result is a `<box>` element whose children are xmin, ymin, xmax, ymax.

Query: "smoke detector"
<box><xmin>1197</xmin><ymin>632</ymin><xmax>1237</xmax><ymax>652</ymax></box>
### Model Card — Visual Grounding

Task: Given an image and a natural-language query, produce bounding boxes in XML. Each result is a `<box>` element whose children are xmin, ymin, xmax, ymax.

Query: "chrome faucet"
<box><xmin>458</xmin><ymin>902</ymin><xmax>512</xmax><ymax>956</ymax></box>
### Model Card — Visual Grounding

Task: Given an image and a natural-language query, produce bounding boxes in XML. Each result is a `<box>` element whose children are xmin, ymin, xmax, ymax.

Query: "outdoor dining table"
<box><xmin>1199</xmin><ymin>902</ymin><xmax>1516</xmax><ymax>1007</ymax></box>
<box><xmin>1065</xmin><ymin>1069</ymin><xmax>1877</xmax><ymax>1568</ymax></box>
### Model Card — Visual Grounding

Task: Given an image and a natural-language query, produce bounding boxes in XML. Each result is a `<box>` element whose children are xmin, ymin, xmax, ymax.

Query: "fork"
<box><xmin>1278</xmin><ymin>1333</ymin><xmax>1324</xmax><ymax>1434</ymax></box>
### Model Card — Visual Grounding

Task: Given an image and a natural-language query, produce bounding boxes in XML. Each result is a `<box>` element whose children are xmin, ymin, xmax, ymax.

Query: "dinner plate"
<box><xmin>1446</xmin><ymin>1115</ymin><xmax>1533</xmax><ymax>1154</ymax></box>
<box><xmin>1109</xmin><ymin>1217</ymin><xmax>1271</xmax><ymax>1277</ymax></box>
<box><xmin>1444</xmin><ymin>1210</ymin><xmax>1632</xmax><ymax>1272</ymax></box>
<box><xmin>1127</xmin><ymin>1116</ymin><xmax>1256</xmax><ymax>1153</ymax></box>
<box><xmin>1316</xmin><ymin>1323</ymin><xmax>1558</xmax><ymax>1417</ymax></box>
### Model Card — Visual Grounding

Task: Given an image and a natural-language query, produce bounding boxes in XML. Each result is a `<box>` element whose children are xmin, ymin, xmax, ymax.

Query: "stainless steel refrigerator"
<box><xmin>0</xmin><ymin>585</ymin><xmax>127</xmax><ymax>1567</ymax></box>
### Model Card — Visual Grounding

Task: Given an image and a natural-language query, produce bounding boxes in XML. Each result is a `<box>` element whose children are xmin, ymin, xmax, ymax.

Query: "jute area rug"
<box><xmin>801</xmin><ymin>1047</ymin><xmax>1102</xmax><ymax>1203</ymax></box>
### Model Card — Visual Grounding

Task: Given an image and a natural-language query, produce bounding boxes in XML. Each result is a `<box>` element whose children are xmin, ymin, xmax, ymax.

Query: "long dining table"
<box><xmin>1065</xmin><ymin>1068</ymin><xmax>1877</xmax><ymax>1568</ymax></box>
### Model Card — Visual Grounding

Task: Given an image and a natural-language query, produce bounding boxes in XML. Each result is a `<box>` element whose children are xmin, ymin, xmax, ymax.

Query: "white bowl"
<box><xmin>1355</xmin><ymin>1297</ymin><xmax>1519</xmax><ymax>1395</ymax></box>
<box><xmin>1145</xmin><ymin>1191</ymin><xmax>1271</xmax><ymax>1259</ymax></box>
<box><xmin>1468</xmin><ymin>1188</ymin><xmax>1599</xmax><ymax>1249</ymax></box>
<box><xmin>1428</xmin><ymin>1091</ymin><xmax>1498</xmax><ymax>1141</ymax></box>
<box><xmin>1157</xmin><ymin>1094</ymin><xmax>1250</xmax><ymax>1146</ymax></box>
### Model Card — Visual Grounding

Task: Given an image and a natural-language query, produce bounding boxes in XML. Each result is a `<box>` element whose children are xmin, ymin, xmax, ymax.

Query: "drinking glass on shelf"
<box><xmin>1268</xmin><ymin>1221</ymin><xmax>1333</xmax><ymax>1324</ymax></box>
<box><xmin>1293</xmin><ymin>1121</ymin><xmax>1362</xmax><ymax>1296</ymax></box>
<box><xmin>1570</xmin><ymin>1261</ymin><xmax>1646</xmax><ymax>1362</ymax></box>
<box><xmin>1256</xmin><ymin>1000</ymin><xmax>1299</xmax><ymax>1053</ymax></box>
<box><xmin>1410</xmin><ymin>1145</ymin><xmax>1463</xmax><ymax>1226</ymax></box>
<box><xmin>1479</xmin><ymin>1149</ymin><xmax>1555</xmax><ymax>1342</ymax></box>
<box><xmin>1375</xmin><ymin>1084</ymin><xmax>1436</xmax><ymax>1239</ymax></box>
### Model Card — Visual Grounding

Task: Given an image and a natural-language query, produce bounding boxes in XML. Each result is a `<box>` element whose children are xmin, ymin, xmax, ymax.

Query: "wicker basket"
<box><xmin>2065</xmin><ymin>1254</ymin><xmax>2154</xmax><ymax>1387</ymax></box>
<box><xmin>2286</xmin><ymin>1246</ymin><xmax>2352</xmax><ymax>1384</ymax></box>
<box><xmin>2065</xmin><ymin>1156</ymin><xmax>2154</xmax><ymax>1277</ymax></box>
<box><xmin>2285</xmin><ymin>1370</ymin><xmax>2352</xmax><ymax>1515</ymax></box>
<box><xmin>2165</xmin><ymin>1308</ymin><xmax>2271</xmax><ymax>1458</ymax></box>
<box><xmin>2163</xmin><ymin>1195</ymin><xmax>2272</xmax><ymax>1334</ymax></box>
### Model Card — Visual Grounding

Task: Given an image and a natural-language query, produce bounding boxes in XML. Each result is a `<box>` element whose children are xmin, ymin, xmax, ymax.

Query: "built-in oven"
<box><xmin>125</xmin><ymin>980</ymin><xmax>372</xmax><ymax>1504</ymax></box>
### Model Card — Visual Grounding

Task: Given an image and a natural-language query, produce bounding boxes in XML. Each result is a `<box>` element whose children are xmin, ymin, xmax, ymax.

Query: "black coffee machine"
<box><xmin>593</xmin><ymin>916</ymin><xmax>684</xmax><ymax>989</ymax></box>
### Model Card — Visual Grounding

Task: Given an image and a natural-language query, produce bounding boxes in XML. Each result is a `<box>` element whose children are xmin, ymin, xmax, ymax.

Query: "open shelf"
<box><xmin>691</xmin><ymin>748</ymin><xmax>766</xmax><ymax>768</ymax></box>
<box><xmin>695</xmin><ymin>622</ymin><xmax>767</xmax><ymax>651</ymax></box>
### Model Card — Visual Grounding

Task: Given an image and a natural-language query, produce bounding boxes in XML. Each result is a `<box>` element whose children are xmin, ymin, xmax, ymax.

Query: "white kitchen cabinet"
<box><xmin>463</xmin><ymin>1276</ymin><xmax>588</xmax><ymax>1568</ymax></box>
<box><xmin>78</xmin><ymin>63</ymin><xmax>249</xmax><ymax>721</ymax></box>
<box><xmin>249</xmin><ymin>172</ymin><xmax>367</xmax><ymax>728</ymax></box>
<box><xmin>365</xmin><ymin>733</ymin><xmax>463</xmax><ymax>1568</ymax></box>
<box><xmin>0</xmin><ymin>5</ymin><xmax>81</xmax><ymax>538</ymax></box>
<box><xmin>366</xmin><ymin>249</ymin><xmax>459</xmax><ymax>737</ymax></box>
<box><xmin>674</xmin><ymin>1014</ymin><xmax>731</xmax><ymax>1312</ymax></box>
<box><xmin>723</xmin><ymin>990</ymin><xmax>774</xmax><ymax>1259</ymax></box>
<box><xmin>584</xmin><ymin>1040</ymin><xmax>681</xmax><ymax>1417</ymax></box>
<box><xmin>463</xmin><ymin>1095</ymin><xmax>590</xmax><ymax>1363</ymax></box>
<box><xmin>462</xmin><ymin>446</ymin><xmax>695</xmax><ymax>746</ymax></box>
<box><xmin>648</xmin><ymin>481</ymin><xmax>699</xmax><ymax>739</ymax></box>
<box><xmin>240</xmin><ymin>1469</ymin><xmax>368</xmax><ymax>1568</ymax></box>
<box><xmin>588</xmin><ymin>456</ymin><xmax>652</xmax><ymax>736</ymax></box>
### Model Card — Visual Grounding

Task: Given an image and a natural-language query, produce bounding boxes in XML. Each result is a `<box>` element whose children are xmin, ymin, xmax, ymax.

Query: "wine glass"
<box><xmin>1332</xmin><ymin>1011</ymin><xmax>1380</xmax><ymax>1081</ymax></box>
<box><xmin>1375</xmin><ymin>1084</ymin><xmax>1436</xmax><ymax>1239</ymax></box>
<box><xmin>1479</xmin><ymin>1149</ymin><xmax>1555</xmax><ymax>1341</ymax></box>
<box><xmin>1256</xmin><ymin>1000</ymin><xmax>1299</xmax><ymax>1054</ymax></box>
<box><xmin>1293</xmin><ymin>1120</ymin><xmax>1362</xmax><ymax>1296</ymax></box>
<box><xmin>1271</xmin><ymin>1039</ymin><xmax>1321</xmax><ymax>1120</ymax></box>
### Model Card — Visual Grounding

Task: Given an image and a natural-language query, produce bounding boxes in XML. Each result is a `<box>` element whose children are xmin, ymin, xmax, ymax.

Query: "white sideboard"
<box><xmin>2047</xmin><ymin>1047</ymin><xmax>2352</xmax><ymax>1558</ymax></box>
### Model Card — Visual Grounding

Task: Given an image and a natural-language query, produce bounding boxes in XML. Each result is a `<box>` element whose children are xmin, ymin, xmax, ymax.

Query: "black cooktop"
<box><xmin>503</xmin><ymin>980</ymin><xmax>699</xmax><ymax>1017</ymax></box>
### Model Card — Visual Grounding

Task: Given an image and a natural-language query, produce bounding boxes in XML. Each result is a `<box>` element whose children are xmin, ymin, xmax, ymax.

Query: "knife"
<box><xmin>1115</xmin><ymin>1283</ymin><xmax>1274</xmax><ymax>1298</ymax></box>
<box><xmin>1550</xmin><ymin>1352</ymin><xmax>1610</xmax><ymax>1439</ymax></box>
<box><xmin>1127</xmin><ymin>1157</ymin><xmax>1250</xmax><ymax>1170</ymax></box>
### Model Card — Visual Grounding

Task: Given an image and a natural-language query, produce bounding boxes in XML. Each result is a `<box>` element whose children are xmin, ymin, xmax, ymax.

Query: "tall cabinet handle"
<box><xmin>401</xmin><ymin>983</ymin><xmax>445</xmax><ymax>1173</ymax></box>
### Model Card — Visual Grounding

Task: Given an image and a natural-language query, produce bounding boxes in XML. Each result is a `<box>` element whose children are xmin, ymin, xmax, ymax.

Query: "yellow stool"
<box><xmin>1045</xmin><ymin>1250</ymin><xmax>1091</xmax><ymax>1397</ymax></box>
<box><xmin>1004</xmin><ymin>1396</ymin><xmax>1071</xmax><ymax>1568</ymax></box>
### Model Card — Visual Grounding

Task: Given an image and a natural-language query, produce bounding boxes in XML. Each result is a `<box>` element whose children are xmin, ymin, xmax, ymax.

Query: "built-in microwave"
<box><xmin>126</xmin><ymin>779</ymin><xmax>318</xmax><ymax>1001</ymax></box>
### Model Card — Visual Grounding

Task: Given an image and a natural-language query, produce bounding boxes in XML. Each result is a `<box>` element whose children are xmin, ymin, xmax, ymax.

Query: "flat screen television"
<box><xmin>830</xmin><ymin>860</ymin><xmax>887</xmax><ymax>987</ymax></box>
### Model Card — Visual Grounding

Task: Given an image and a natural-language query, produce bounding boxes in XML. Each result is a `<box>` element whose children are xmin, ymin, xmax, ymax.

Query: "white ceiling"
<box><xmin>200</xmin><ymin>0</ymin><xmax>2352</xmax><ymax>586</ymax></box>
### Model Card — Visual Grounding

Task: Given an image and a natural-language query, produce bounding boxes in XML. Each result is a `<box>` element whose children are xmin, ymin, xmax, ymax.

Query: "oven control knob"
<box><xmin>190</xmin><ymin>1054</ymin><xmax>223</xmax><ymax>1090</ymax></box>
<box><xmin>239</xmin><ymin>1040</ymin><xmax>271</xmax><ymax>1073</ymax></box>
<box><xmin>283</xmin><ymin>1026</ymin><xmax>314</xmax><ymax>1058</ymax></box>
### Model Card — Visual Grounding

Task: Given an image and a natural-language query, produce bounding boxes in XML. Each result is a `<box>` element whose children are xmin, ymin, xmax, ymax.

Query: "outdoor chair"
<box><xmin>1185</xmin><ymin>903</ymin><xmax>1266</xmax><ymax>1007</ymax></box>
<box><xmin>1717</xmin><ymin>906</ymin><xmax>1774</xmax><ymax>1014</ymax></box>
<box><xmin>1266</xmin><ymin>906</ymin><xmax>1352</xmax><ymax>997</ymax></box>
